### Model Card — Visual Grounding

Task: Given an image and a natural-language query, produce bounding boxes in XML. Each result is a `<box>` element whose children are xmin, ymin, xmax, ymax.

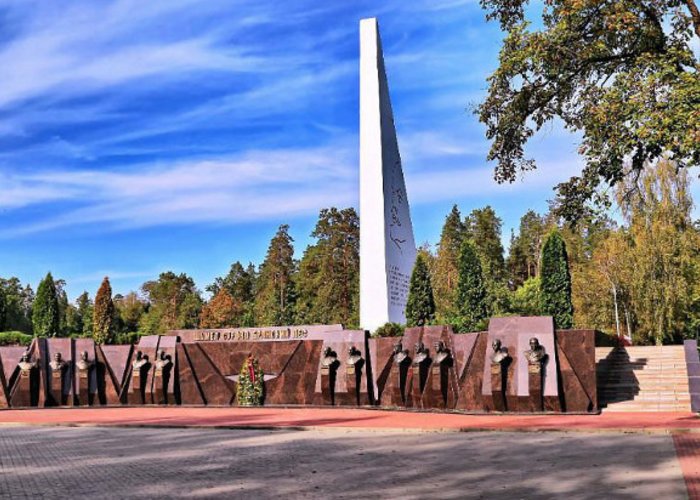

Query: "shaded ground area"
<box><xmin>0</xmin><ymin>426</ymin><xmax>687</xmax><ymax>499</ymax></box>
<box><xmin>0</xmin><ymin>407</ymin><xmax>699</xmax><ymax>434</ymax></box>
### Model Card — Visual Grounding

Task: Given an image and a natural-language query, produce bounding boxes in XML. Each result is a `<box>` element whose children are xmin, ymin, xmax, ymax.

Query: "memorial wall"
<box><xmin>0</xmin><ymin>317</ymin><xmax>597</xmax><ymax>413</ymax></box>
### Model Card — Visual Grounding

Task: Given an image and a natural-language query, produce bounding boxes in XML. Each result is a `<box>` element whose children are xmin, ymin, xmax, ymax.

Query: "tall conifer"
<box><xmin>405</xmin><ymin>252</ymin><xmax>436</xmax><ymax>327</ymax></box>
<box><xmin>433</xmin><ymin>205</ymin><xmax>466</xmax><ymax>322</ymax></box>
<box><xmin>455</xmin><ymin>240</ymin><xmax>488</xmax><ymax>332</ymax></box>
<box><xmin>93</xmin><ymin>277</ymin><xmax>115</xmax><ymax>344</ymax></box>
<box><xmin>254</xmin><ymin>225</ymin><xmax>296</xmax><ymax>326</ymax></box>
<box><xmin>32</xmin><ymin>272</ymin><xmax>60</xmax><ymax>337</ymax></box>
<box><xmin>540</xmin><ymin>230</ymin><xmax>573</xmax><ymax>329</ymax></box>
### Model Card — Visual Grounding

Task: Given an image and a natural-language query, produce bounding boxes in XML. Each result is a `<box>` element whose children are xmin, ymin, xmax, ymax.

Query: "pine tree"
<box><xmin>294</xmin><ymin>208</ymin><xmax>359</xmax><ymax>327</ymax></box>
<box><xmin>254</xmin><ymin>225</ymin><xmax>296</xmax><ymax>326</ymax></box>
<box><xmin>32</xmin><ymin>272</ymin><xmax>60</xmax><ymax>337</ymax></box>
<box><xmin>464</xmin><ymin>206</ymin><xmax>506</xmax><ymax>284</ymax></box>
<box><xmin>139</xmin><ymin>272</ymin><xmax>202</xmax><ymax>334</ymax></box>
<box><xmin>455</xmin><ymin>240</ymin><xmax>489</xmax><ymax>331</ymax></box>
<box><xmin>93</xmin><ymin>277</ymin><xmax>115</xmax><ymax>344</ymax></box>
<box><xmin>405</xmin><ymin>252</ymin><xmax>436</xmax><ymax>327</ymax></box>
<box><xmin>433</xmin><ymin>205</ymin><xmax>466</xmax><ymax>322</ymax></box>
<box><xmin>540</xmin><ymin>229</ymin><xmax>573</xmax><ymax>329</ymax></box>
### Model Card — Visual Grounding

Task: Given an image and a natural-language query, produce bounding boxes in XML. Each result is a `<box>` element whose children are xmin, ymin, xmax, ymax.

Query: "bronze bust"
<box><xmin>347</xmin><ymin>346</ymin><xmax>362</xmax><ymax>366</ymax></box>
<box><xmin>524</xmin><ymin>337</ymin><xmax>546</xmax><ymax>365</ymax></box>
<box><xmin>393</xmin><ymin>342</ymin><xmax>409</xmax><ymax>364</ymax></box>
<box><xmin>490</xmin><ymin>339</ymin><xmax>510</xmax><ymax>365</ymax></box>
<box><xmin>132</xmin><ymin>351</ymin><xmax>148</xmax><ymax>371</ymax></box>
<box><xmin>49</xmin><ymin>352</ymin><xmax>66</xmax><ymax>373</ymax></box>
<box><xmin>434</xmin><ymin>341</ymin><xmax>451</xmax><ymax>365</ymax></box>
<box><xmin>76</xmin><ymin>350</ymin><xmax>93</xmax><ymax>371</ymax></box>
<box><xmin>155</xmin><ymin>350</ymin><xmax>172</xmax><ymax>374</ymax></box>
<box><xmin>18</xmin><ymin>352</ymin><xmax>36</xmax><ymax>374</ymax></box>
<box><xmin>413</xmin><ymin>342</ymin><xmax>429</xmax><ymax>365</ymax></box>
<box><xmin>321</xmin><ymin>347</ymin><xmax>338</xmax><ymax>368</ymax></box>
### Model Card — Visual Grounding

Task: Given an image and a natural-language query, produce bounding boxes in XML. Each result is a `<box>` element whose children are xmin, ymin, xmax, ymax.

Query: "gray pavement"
<box><xmin>0</xmin><ymin>426</ymin><xmax>688</xmax><ymax>499</ymax></box>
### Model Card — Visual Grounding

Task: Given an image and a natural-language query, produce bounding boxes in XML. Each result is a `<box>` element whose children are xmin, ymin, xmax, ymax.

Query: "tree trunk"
<box><xmin>685</xmin><ymin>0</ymin><xmax>700</xmax><ymax>39</ymax></box>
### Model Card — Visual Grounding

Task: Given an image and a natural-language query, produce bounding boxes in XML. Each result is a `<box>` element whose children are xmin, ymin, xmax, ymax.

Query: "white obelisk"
<box><xmin>359</xmin><ymin>18</ymin><xmax>417</xmax><ymax>333</ymax></box>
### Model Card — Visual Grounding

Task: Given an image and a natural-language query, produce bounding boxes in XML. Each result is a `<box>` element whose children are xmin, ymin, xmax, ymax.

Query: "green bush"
<box><xmin>373</xmin><ymin>322</ymin><xmax>405</xmax><ymax>337</ymax></box>
<box><xmin>112</xmin><ymin>331</ymin><xmax>142</xmax><ymax>345</ymax></box>
<box><xmin>0</xmin><ymin>331</ymin><xmax>33</xmax><ymax>346</ymax></box>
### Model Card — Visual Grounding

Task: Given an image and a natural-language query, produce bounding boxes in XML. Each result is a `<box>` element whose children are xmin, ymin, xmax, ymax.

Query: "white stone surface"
<box><xmin>359</xmin><ymin>18</ymin><xmax>417</xmax><ymax>333</ymax></box>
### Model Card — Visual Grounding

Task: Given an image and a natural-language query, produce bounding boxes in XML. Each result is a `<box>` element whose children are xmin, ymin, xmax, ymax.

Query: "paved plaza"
<box><xmin>0</xmin><ymin>425</ymin><xmax>690</xmax><ymax>499</ymax></box>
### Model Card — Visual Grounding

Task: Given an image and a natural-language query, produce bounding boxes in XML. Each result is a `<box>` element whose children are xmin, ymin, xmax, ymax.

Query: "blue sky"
<box><xmin>0</xmin><ymin>0</ymin><xmax>592</xmax><ymax>300</ymax></box>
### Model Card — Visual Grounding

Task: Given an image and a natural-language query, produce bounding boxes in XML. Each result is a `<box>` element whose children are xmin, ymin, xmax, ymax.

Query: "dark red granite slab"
<box><xmin>0</xmin><ymin>356</ymin><xmax>8</xmax><ymax>408</ymax></box>
<box><xmin>100</xmin><ymin>345</ymin><xmax>132</xmax><ymax>399</ymax></box>
<box><xmin>184</xmin><ymin>343</ymin><xmax>234</xmax><ymax>405</ymax></box>
<box><xmin>455</xmin><ymin>332</ymin><xmax>487</xmax><ymax>411</ymax></box>
<box><xmin>555</xmin><ymin>330</ymin><xmax>596</xmax><ymax>412</ymax></box>
<box><xmin>177</xmin><ymin>344</ymin><xmax>205</xmax><ymax>405</ymax></box>
<box><xmin>0</xmin><ymin>346</ymin><xmax>27</xmax><ymax>390</ymax></box>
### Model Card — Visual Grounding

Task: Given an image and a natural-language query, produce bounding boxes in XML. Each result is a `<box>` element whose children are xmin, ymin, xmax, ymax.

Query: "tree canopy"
<box><xmin>478</xmin><ymin>0</ymin><xmax>700</xmax><ymax>220</ymax></box>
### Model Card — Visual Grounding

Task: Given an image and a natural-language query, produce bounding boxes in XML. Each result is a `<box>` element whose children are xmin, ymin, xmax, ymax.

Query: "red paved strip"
<box><xmin>0</xmin><ymin>407</ymin><xmax>698</xmax><ymax>433</ymax></box>
<box><xmin>674</xmin><ymin>434</ymin><xmax>700</xmax><ymax>499</ymax></box>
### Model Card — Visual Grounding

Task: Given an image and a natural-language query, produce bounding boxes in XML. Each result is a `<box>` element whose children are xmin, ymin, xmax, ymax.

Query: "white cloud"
<box><xmin>0</xmin><ymin>144</ymin><xmax>358</xmax><ymax>237</ymax></box>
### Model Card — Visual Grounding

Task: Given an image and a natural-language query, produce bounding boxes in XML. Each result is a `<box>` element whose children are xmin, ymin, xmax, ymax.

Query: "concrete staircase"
<box><xmin>596</xmin><ymin>345</ymin><xmax>691</xmax><ymax>412</ymax></box>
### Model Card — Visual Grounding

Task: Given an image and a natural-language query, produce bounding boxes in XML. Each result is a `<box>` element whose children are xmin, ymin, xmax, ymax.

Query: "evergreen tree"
<box><xmin>405</xmin><ymin>252</ymin><xmax>436</xmax><ymax>327</ymax></box>
<box><xmin>93</xmin><ymin>277</ymin><xmax>115</xmax><ymax>344</ymax></box>
<box><xmin>433</xmin><ymin>205</ymin><xmax>466</xmax><ymax>323</ymax></box>
<box><xmin>465</xmin><ymin>206</ymin><xmax>506</xmax><ymax>283</ymax></box>
<box><xmin>32</xmin><ymin>272</ymin><xmax>60</xmax><ymax>337</ymax></box>
<box><xmin>540</xmin><ymin>230</ymin><xmax>574</xmax><ymax>329</ymax></box>
<box><xmin>295</xmin><ymin>208</ymin><xmax>359</xmax><ymax>327</ymax></box>
<box><xmin>76</xmin><ymin>292</ymin><xmax>94</xmax><ymax>338</ymax></box>
<box><xmin>455</xmin><ymin>240</ymin><xmax>489</xmax><ymax>331</ymax></box>
<box><xmin>139</xmin><ymin>272</ymin><xmax>202</xmax><ymax>334</ymax></box>
<box><xmin>254</xmin><ymin>225</ymin><xmax>296</xmax><ymax>326</ymax></box>
<box><xmin>507</xmin><ymin>210</ymin><xmax>545</xmax><ymax>288</ymax></box>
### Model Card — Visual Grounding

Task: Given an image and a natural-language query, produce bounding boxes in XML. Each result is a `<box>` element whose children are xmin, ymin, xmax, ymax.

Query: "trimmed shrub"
<box><xmin>373</xmin><ymin>322</ymin><xmax>405</xmax><ymax>338</ymax></box>
<box><xmin>0</xmin><ymin>331</ymin><xmax>33</xmax><ymax>346</ymax></box>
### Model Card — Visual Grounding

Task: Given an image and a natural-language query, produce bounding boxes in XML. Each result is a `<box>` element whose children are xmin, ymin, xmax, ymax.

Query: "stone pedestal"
<box><xmin>411</xmin><ymin>361</ymin><xmax>428</xmax><ymax>406</ymax></box>
<box><xmin>153</xmin><ymin>364</ymin><xmax>173</xmax><ymax>405</ymax></box>
<box><xmin>490</xmin><ymin>363</ymin><xmax>507</xmax><ymax>411</ymax></box>
<box><xmin>76</xmin><ymin>368</ymin><xmax>91</xmax><ymax>406</ymax></box>
<box><xmin>129</xmin><ymin>368</ymin><xmax>146</xmax><ymax>405</ymax></box>
<box><xmin>320</xmin><ymin>364</ymin><xmax>338</xmax><ymax>405</ymax></box>
<box><xmin>385</xmin><ymin>360</ymin><xmax>408</xmax><ymax>406</ymax></box>
<box><xmin>346</xmin><ymin>363</ymin><xmax>360</xmax><ymax>406</ymax></box>
<box><xmin>11</xmin><ymin>369</ymin><xmax>35</xmax><ymax>407</ymax></box>
<box><xmin>49</xmin><ymin>369</ymin><xmax>65</xmax><ymax>406</ymax></box>
<box><xmin>526</xmin><ymin>364</ymin><xmax>544</xmax><ymax>412</ymax></box>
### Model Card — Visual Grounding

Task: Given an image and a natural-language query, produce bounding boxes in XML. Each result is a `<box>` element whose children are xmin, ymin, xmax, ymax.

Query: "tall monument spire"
<box><xmin>359</xmin><ymin>18</ymin><xmax>417</xmax><ymax>333</ymax></box>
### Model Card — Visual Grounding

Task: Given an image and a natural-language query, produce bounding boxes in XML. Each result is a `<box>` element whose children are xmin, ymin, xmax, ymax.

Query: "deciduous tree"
<box><xmin>478</xmin><ymin>0</ymin><xmax>700</xmax><ymax>220</ymax></box>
